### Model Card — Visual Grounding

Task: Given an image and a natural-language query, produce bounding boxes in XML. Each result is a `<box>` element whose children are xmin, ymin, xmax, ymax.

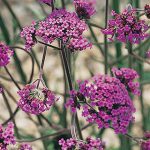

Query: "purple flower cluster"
<box><xmin>66</xmin><ymin>74</ymin><xmax>136</xmax><ymax>134</ymax></box>
<box><xmin>59</xmin><ymin>137</ymin><xmax>105</xmax><ymax>150</ymax></box>
<box><xmin>21</xmin><ymin>9</ymin><xmax>91</xmax><ymax>52</ymax></box>
<box><xmin>146</xmin><ymin>50</ymin><xmax>150</xmax><ymax>58</ymax></box>
<box><xmin>39</xmin><ymin>0</ymin><xmax>52</xmax><ymax>5</ymax></box>
<box><xmin>0</xmin><ymin>122</ymin><xmax>16</xmax><ymax>150</ymax></box>
<box><xmin>20</xmin><ymin>21</ymin><xmax>37</xmax><ymax>51</ymax></box>
<box><xmin>141</xmin><ymin>131</ymin><xmax>150</xmax><ymax>150</ymax></box>
<box><xmin>0</xmin><ymin>42</ymin><xmax>13</xmax><ymax>67</ymax></box>
<box><xmin>102</xmin><ymin>8</ymin><xmax>149</xmax><ymax>44</ymax></box>
<box><xmin>0</xmin><ymin>85</ymin><xmax>3</xmax><ymax>94</ymax></box>
<box><xmin>112</xmin><ymin>68</ymin><xmax>140</xmax><ymax>96</ymax></box>
<box><xmin>145</xmin><ymin>4</ymin><xmax>150</xmax><ymax>19</ymax></box>
<box><xmin>18</xmin><ymin>83</ymin><xmax>58</xmax><ymax>114</ymax></box>
<box><xmin>73</xmin><ymin>0</ymin><xmax>96</xmax><ymax>19</ymax></box>
<box><xmin>68</xmin><ymin>37</ymin><xmax>92</xmax><ymax>52</ymax></box>
<box><xmin>19</xmin><ymin>143</ymin><xmax>32</xmax><ymax>150</ymax></box>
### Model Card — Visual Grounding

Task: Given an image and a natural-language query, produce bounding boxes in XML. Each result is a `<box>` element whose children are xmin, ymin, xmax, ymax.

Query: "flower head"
<box><xmin>146</xmin><ymin>50</ymin><xmax>150</xmax><ymax>58</ymax></box>
<box><xmin>21</xmin><ymin>9</ymin><xmax>92</xmax><ymax>52</ymax></box>
<box><xmin>141</xmin><ymin>131</ymin><xmax>150</xmax><ymax>150</ymax></box>
<box><xmin>20</xmin><ymin>21</ymin><xmax>37</xmax><ymax>51</ymax></box>
<box><xmin>145</xmin><ymin>4</ymin><xmax>150</xmax><ymax>19</ymax></box>
<box><xmin>39</xmin><ymin>0</ymin><xmax>52</xmax><ymax>5</ymax></box>
<box><xmin>36</xmin><ymin>9</ymin><xmax>91</xmax><ymax>51</ymax></box>
<box><xmin>102</xmin><ymin>8</ymin><xmax>149</xmax><ymax>44</ymax></box>
<box><xmin>68</xmin><ymin>36</ymin><xmax>92</xmax><ymax>52</ymax></box>
<box><xmin>19</xmin><ymin>143</ymin><xmax>32</xmax><ymax>150</ymax></box>
<box><xmin>0</xmin><ymin>42</ymin><xmax>13</xmax><ymax>67</ymax></box>
<box><xmin>18</xmin><ymin>82</ymin><xmax>58</xmax><ymax>114</ymax></box>
<box><xmin>112</xmin><ymin>67</ymin><xmax>140</xmax><ymax>96</ymax></box>
<box><xmin>73</xmin><ymin>0</ymin><xmax>96</xmax><ymax>19</ymax></box>
<box><xmin>67</xmin><ymin>75</ymin><xmax>135</xmax><ymax>134</ymax></box>
<box><xmin>59</xmin><ymin>137</ymin><xmax>104</xmax><ymax>150</ymax></box>
<box><xmin>0</xmin><ymin>122</ymin><xmax>16</xmax><ymax>150</ymax></box>
<box><xmin>0</xmin><ymin>84</ymin><xmax>3</xmax><ymax>94</ymax></box>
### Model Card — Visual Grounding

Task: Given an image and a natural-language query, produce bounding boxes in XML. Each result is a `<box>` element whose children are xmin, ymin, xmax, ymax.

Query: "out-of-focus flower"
<box><xmin>0</xmin><ymin>84</ymin><xmax>3</xmax><ymax>94</ymax></box>
<box><xmin>39</xmin><ymin>0</ymin><xmax>52</xmax><ymax>5</ymax></box>
<box><xmin>102</xmin><ymin>8</ymin><xmax>149</xmax><ymax>44</ymax></box>
<box><xmin>18</xmin><ymin>82</ymin><xmax>58</xmax><ymax>114</ymax></box>
<box><xmin>0</xmin><ymin>122</ymin><xmax>16</xmax><ymax>150</ymax></box>
<box><xmin>67</xmin><ymin>74</ymin><xmax>136</xmax><ymax>134</ymax></box>
<box><xmin>0</xmin><ymin>42</ymin><xmax>13</xmax><ymax>67</ymax></box>
<box><xmin>19</xmin><ymin>143</ymin><xmax>32</xmax><ymax>150</ymax></box>
<box><xmin>141</xmin><ymin>131</ymin><xmax>150</xmax><ymax>150</ymax></box>
<box><xmin>73</xmin><ymin>0</ymin><xmax>96</xmax><ymax>19</ymax></box>
<box><xmin>20</xmin><ymin>21</ymin><xmax>37</xmax><ymax>51</ymax></box>
<box><xmin>59</xmin><ymin>137</ymin><xmax>105</xmax><ymax>150</ymax></box>
<box><xmin>141</xmin><ymin>141</ymin><xmax>150</xmax><ymax>150</ymax></box>
<box><xmin>145</xmin><ymin>4</ymin><xmax>150</xmax><ymax>19</ymax></box>
<box><xmin>146</xmin><ymin>50</ymin><xmax>150</xmax><ymax>58</ymax></box>
<box><xmin>112</xmin><ymin>67</ymin><xmax>140</xmax><ymax>96</ymax></box>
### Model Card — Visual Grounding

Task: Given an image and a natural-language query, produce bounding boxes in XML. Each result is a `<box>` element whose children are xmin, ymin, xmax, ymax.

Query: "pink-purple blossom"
<box><xmin>112</xmin><ymin>67</ymin><xmax>140</xmax><ymax>96</ymax></box>
<box><xmin>73</xmin><ymin>0</ymin><xmax>96</xmax><ymax>19</ymax></box>
<box><xmin>141</xmin><ymin>141</ymin><xmax>150</xmax><ymax>150</ymax></box>
<box><xmin>19</xmin><ymin>143</ymin><xmax>32</xmax><ymax>150</ymax></box>
<box><xmin>20</xmin><ymin>21</ymin><xmax>37</xmax><ymax>51</ymax></box>
<box><xmin>66</xmin><ymin>74</ymin><xmax>136</xmax><ymax>134</ymax></box>
<box><xmin>36</xmin><ymin>9</ymin><xmax>91</xmax><ymax>51</ymax></box>
<box><xmin>146</xmin><ymin>50</ymin><xmax>150</xmax><ymax>58</ymax></box>
<box><xmin>59</xmin><ymin>137</ymin><xmax>105</xmax><ymax>150</ymax></box>
<box><xmin>141</xmin><ymin>131</ymin><xmax>150</xmax><ymax>150</ymax></box>
<box><xmin>102</xmin><ymin>8</ymin><xmax>149</xmax><ymax>44</ymax></box>
<box><xmin>68</xmin><ymin>36</ymin><xmax>92</xmax><ymax>52</ymax></box>
<box><xmin>0</xmin><ymin>85</ymin><xmax>3</xmax><ymax>94</ymax></box>
<box><xmin>0</xmin><ymin>42</ymin><xmax>13</xmax><ymax>67</ymax></box>
<box><xmin>18</xmin><ymin>83</ymin><xmax>58</xmax><ymax>114</ymax></box>
<box><xmin>145</xmin><ymin>4</ymin><xmax>150</xmax><ymax>19</ymax></box>
<box><xmin>0</xmin><ymin>122</ymin><xmax>16</xmax><ymax>150</ymax></box>
<box><xmin>39</xmin><ymin>0</ymin><xmax>52</xmax><ymax>5</ymax></box>
<box><xmin>21</xmin><ymin>9</ymin><xmax>92</xmax><ymax>51</ymax></box>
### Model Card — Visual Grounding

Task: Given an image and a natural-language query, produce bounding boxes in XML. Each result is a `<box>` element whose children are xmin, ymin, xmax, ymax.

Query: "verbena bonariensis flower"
<box><xmin>0</xmin><ymin>42</ymin><xmax>13</xmax><ymax>67</ymax></box>
<box><xmin>112</xmin><ymin>67</ymin><xmax>140</xmax><ymax>96</ymax></box>
<box><xmin>0</xmin><ymin>85</ymin><xmax>3</xmax><ymax>94</ymax></box>
<box><xmin>145</xmin><ymin>4</ymin><xmax>150</xmax><ymax>19</ymax></box>
<box><xmin>73</xmin><ymin>0</ymin><xmax>96</xmax><ymax>19</ymax></box>
<box><xmin>21</xmin><ymin>9</ymin><xmax>91</xmax><ymax>51</ymax></box>
<box><xmin>36</xmin><ymin>9</ymin><xmax>91</xmax><ymax>51</ymax></box>
<box><xmin>19</xmin><ymin>143</ymin><xmax>32</xmax><ymax>150</ymax></box>
<box><xmin>141</xmin><ymin>131</ymin><xmax>150</xmax><ymax>150</ymax></box>
<box><xmin>141</xmin><ymin>141</ymin><xmax>150</xmax><ymax>150</ymax></box>
<box><xmin>18</xmin><ymin>83</ymin><xmax>58</xmax><ymax>114</ymax></box>
<box><xmin>68</xmin><ymin>36</ymin><xmax>92</xmax><ymax>52</ymax></box>
<box><xmin>66</xmin><ymin>75</ymin><xmax>136</xmax><ymax>134</ymax></box>
<box><xmin>59</xmin><ymin>137</ymin><xmax>105</xmax><ymax>150</ymax></box>
<box><xmin>101</xmin><ymin>8</ymin><xmax>149</xmax><ymax>44</ymax></box>
<box><xmin>146</xmin><ymin>50</ymin><xmax>150</xmax><ymax>58</ymax></box>
<box><xmin>39</xmin><ymin>0</ymin><xmax>52</xmax><ymax>5</ymax></box>
<box><xmin>20</xmin><ymin>21</ymin><xmax>37</xmax><ymax>51</ymax></box>
<box><xmin>0</xmin><ymin>122</ymin><xmax>16</xmax><ymax>150</ymax></box>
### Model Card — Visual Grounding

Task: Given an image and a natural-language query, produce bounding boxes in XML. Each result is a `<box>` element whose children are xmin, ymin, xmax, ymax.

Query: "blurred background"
<box><xmin>0</xmin><ymin>0</ymin><xmax>150</xmax><ymax>149</ymax></box>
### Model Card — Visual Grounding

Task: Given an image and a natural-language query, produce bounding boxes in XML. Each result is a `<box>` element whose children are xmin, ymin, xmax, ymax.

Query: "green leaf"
<box><xmin>0</xmin><ymin>13</ymin><xmax>10</xmax><ymax>44</ymax></box>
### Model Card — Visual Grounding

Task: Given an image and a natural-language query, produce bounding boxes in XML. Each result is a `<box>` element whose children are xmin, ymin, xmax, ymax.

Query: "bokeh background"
<box><xmin>0</xmin><ymin>0</ymin><xmax>150</xmax><ymax>149</ymax></box>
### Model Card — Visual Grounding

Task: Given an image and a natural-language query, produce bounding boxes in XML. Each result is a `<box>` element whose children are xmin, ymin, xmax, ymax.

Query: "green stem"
<box><xmin>104</xmin><ymin>0</ymin><xmax>109</xmax><ymax>74</ymax></box>
<box><xmin>2</xmin><ymin>91</ymin><xmax>20</xmax><ymax>138</ymax></box>
<box><xmin>60</xmin><ymin>42</ymin><xmax>83</xmax><ymax>140</ymax></box>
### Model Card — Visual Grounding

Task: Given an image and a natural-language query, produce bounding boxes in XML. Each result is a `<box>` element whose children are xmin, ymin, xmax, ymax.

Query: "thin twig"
<box><xmin>16</xmin><ymin>129</ymin><xmax>69</xmax><ymax>143</ymax></box>
<box><xmin>10</xmin><ymin>46</ymin><xmax>35</xmax><ymax>83</ymax></box>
